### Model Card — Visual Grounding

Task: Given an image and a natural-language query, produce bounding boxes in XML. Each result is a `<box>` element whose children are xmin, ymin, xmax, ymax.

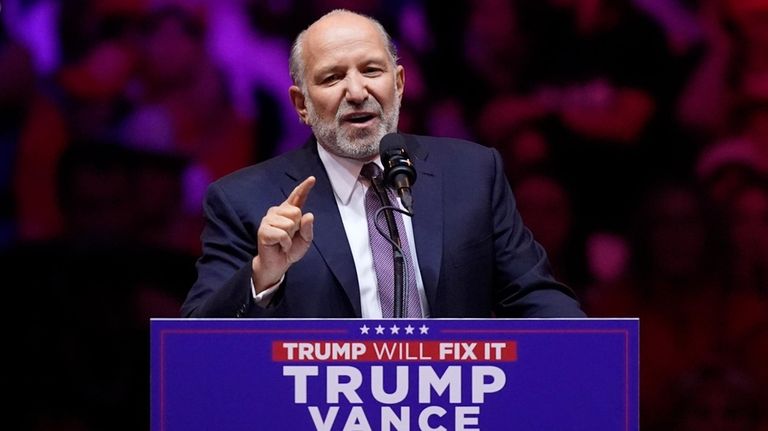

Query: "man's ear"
<box><xmin>395</xmin><ymin>65</ymin><xmax>405</xmax><ymax>100</ymax></box>
<box><xmin>289</xmin><ymin>85</ymin><xmax>309</xmax><ymax>124</ymax></box>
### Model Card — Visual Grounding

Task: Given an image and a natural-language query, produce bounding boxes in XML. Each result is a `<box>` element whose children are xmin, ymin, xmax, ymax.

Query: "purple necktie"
<box><xmin>360</xmin><ymin>162</ymin><xmax>422</xmax><ymax>318</ymax></box>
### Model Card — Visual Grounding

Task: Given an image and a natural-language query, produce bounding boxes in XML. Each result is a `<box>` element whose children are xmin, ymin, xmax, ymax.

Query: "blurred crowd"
<box><xmin>1</xmin><ymin>0</ymin><xmax>766</xmax><ymax>429</ymax></box>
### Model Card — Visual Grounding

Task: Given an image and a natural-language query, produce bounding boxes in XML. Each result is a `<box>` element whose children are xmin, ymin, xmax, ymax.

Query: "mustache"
<box><xmin>335</xmin><ymin>99</ymin><xmax>383</xmax><ymax>122</ymax></box>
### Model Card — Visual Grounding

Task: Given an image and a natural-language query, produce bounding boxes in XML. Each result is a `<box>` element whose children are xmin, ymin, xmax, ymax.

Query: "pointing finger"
<box><xmin>286</xmin><ymin>176</ymin><xmax>316</xmax><ymax>209</ymax></box>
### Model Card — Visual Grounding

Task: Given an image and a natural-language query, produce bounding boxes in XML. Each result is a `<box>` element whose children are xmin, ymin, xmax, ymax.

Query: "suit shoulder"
<box><xmin>404</xmin><ymin>133</ymin><xmax>490</xmax><ymax>152</ymax></box>
<box><xmin>403</xmin><ymin>133</ymin><xmax>497</xmax><ymax>167</ymax></box>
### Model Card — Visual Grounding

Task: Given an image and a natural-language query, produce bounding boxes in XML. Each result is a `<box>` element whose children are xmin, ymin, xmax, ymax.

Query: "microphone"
<box><xmin>379</xmin><ymin>133</ymin><xmax>417</xmax><ymax>213</ymax></box>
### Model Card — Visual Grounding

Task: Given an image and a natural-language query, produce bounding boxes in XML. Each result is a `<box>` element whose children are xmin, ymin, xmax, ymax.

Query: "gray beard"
<box><xmin>306</xmin><ymin>94</ymin><xmax>400</xmax><ymax>160</ymax></box>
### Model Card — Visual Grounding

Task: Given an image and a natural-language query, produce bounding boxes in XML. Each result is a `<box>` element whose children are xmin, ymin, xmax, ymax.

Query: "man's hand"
<box><xmin>252</xmin><ymin>176</ymin><xmax>316</xmax><ymax>293</ymax></box>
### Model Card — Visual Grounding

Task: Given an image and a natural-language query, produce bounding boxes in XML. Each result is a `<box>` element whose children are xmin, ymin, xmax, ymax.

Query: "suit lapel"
<box><xmin>405</xmin><ymin>135</ymin><xmax>443</xmax><ymax>312</ymax></box>
<box><xmin>279</xmin><ymin>136</ymin><xmax>443</xmax><ymax>316</ymax></box>
<box><xmin>282</xmin><ymin>141</ymin><xmax>362</xmax><ymax>316</ymax></box>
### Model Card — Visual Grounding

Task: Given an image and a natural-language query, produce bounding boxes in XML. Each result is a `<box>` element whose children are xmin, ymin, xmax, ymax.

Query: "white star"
<box><xmin>360</xmin><ymin>325</ymin><xmax>370</xmax><ymax>335</ymax></box>
<box><xmin>375</xmin><ymin>325</ymin><xmax>385</xmax><ymax>335</ymax></box>
<box><xmin>389</xmin><ymin>324</ymin><xmax>400</xmax><ymax>335</ymax></box>
<box><xmin>404</xmin><ymin>325</ymin><xmax>415</xmax><ymax>335</ymax></box>
<box><xmin>419</xmin><ymin>325</ymin><xmax>429</xmax><ymax>334</ymax></box>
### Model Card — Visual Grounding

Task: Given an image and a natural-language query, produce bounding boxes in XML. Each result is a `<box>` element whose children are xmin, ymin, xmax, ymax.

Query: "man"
<box><xmin>181</xmin><ymin>9</ymin><xmax>585</xmax><ymax>318</ymax></box>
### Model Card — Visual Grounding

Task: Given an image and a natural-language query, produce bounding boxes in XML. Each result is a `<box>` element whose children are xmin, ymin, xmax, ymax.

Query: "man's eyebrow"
<box><xmin>313</xmin><ymin>57</ymin><xmax>389</xmax><ymax>76</ymax></box>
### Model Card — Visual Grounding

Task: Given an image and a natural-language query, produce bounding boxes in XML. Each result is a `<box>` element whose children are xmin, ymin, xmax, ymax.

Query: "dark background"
<box><xmin>1</xmin><ymin>0</ymin><xmax>766</xmax><ymax>429</ymax></box>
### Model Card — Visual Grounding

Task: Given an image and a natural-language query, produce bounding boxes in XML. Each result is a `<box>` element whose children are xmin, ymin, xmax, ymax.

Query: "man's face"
<box><xmin>290</xmin><ymin>13</ymin><xmax>405</xmax><ymax>160</ymax></box>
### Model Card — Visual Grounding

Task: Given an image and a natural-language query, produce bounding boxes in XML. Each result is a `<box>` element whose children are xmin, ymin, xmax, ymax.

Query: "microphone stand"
<box><xmin>370</xmin><ymin>178</ymin><xmax>408</xmax><ymax>318</ymax></box>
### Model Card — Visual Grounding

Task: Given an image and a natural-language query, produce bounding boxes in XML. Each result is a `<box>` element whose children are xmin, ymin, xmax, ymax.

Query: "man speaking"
<box><xmin>181</xmin><ymin>9</ymin><xmax>585</xmax><ymax>319</ymax></box>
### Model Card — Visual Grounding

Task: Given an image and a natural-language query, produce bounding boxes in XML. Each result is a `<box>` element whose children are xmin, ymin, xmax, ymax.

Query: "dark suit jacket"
<box><xmin>181</xmin><ymin>134</ymin><xmax>585</xmax><ymax>318</ymax></box>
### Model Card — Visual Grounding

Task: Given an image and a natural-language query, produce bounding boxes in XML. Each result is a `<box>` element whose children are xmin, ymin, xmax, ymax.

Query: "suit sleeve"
<box><xmin>488</xmin><ymin>148</ymin><xmax>587</xmax><ymax>318</ymax></box>
<box><xmin>181</xmin><ymin>182</ymin><xmax>280</xmax><ymax>317</ymax></box>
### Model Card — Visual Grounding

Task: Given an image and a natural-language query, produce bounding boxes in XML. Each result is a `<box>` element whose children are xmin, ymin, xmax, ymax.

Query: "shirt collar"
<box><xmin>316</xmin><ymin>142</ymin><xmax>383</xmax><ymax>205</ymax></box>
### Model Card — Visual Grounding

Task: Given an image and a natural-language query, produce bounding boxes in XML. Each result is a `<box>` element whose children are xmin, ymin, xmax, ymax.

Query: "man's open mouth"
<box><xmin>342</xmin><ymin>112</ymin><xmax>376</xmax><ymax>124</ymax></box>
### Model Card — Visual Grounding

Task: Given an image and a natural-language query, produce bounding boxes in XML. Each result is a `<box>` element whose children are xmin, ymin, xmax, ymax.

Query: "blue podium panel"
<box><xmin>151</xmin><ymin>318</ymin><xmax>638</xmax><ymax>431</ymax></box>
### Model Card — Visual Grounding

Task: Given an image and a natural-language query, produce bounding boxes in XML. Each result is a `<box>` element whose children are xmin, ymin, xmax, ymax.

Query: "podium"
<box><xmin>151</xmin><ymin>318</ymin><xmax>638</xmax><ymax>430</ymax></box>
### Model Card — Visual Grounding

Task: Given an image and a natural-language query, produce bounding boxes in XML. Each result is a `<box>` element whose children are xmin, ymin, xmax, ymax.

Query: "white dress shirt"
<box><xmin>254</xmin><ymin>143</ymin><xmax>429</xmax><ymax>318</ymax></box>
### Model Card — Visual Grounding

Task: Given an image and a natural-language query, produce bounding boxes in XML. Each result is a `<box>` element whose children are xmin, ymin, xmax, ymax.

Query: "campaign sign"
<box><xmin>151</xmin><ymin>318</ymin><xmax>638</xmax><ymax>431</ymax></box>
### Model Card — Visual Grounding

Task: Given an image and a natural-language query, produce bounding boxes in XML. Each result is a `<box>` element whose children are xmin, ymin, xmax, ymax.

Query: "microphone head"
<box><xmin>379</xmin><ymin>133</ymin><xmax>416</xmax><ymax>186</ymax></box>
<box><xmin>379</xmin><ymin>132</ymin><xmax>407</xmax><ymax>154</ymax></box>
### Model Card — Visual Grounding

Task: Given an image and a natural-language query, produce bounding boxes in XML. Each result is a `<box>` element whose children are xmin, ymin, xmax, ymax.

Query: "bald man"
<box><xmin>182</xmin><ymin>9</ymin><xmax>585</xmax><ymax>319</ymax></box>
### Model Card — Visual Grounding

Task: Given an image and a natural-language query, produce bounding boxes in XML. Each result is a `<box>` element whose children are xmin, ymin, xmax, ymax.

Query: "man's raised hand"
<box><xmin>252</xmin><ymin>176</ymin><xmax>316</xmax><ymax>293</ymax></box>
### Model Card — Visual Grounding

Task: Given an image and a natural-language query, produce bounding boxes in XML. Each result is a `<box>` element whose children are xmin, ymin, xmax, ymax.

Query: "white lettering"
<box><xmin>419</xmin><ymin>406</ymin><xmax>447</xmax><ymax>431</ymax></box>
<box><xmin>381</xmin><ymin>406</ymin><xmax>409</xmax><ymax>431</ymax></box>
<box><xmin>328</xmin><ymin>366</ymin><xmax>363</xmax><ymax>403</ymax></box>
<box><xmin>456</xmin><ymin>406</ymin><xmax>481</xmax><ymax>431</ymax></box>
<box><xmin>283</xmin><ymin>366</ymin><xmax>318</xmax><ymax>403</ymax></box>
<box><xmin>371</xmin><ymin>366</ymin><xmax>408</xmax><ymax>404</ymax></box>
<box><xmin>418</xmin><ymin>366</ymin><xmax>461</xmax><ymax>403</ymax></box>
<box><xmin>308</xmin><ymin>406</ymin><xmax>339</xmax><ymax>431</ymax></box>
<box><xmin>471</xmin><ymin>366</ymin><xmax>506</xmax><ymax>403</ymax></box>
<box><xmin>343</xmin><ymin>406</ymin><xmax>372</xmax><ymax>431</ymax></box>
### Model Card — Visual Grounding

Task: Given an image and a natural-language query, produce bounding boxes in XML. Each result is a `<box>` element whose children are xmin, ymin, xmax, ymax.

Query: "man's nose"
<box><xmin>345</xmin><ymin>73</ymin><xmax>369</xmax><ymax>104</ymax></box>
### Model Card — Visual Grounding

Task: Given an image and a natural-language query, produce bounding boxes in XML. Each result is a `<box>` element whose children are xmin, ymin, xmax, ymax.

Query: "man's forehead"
<box><xmin>308</xmin><ymin>11</ymin><xmax>374</xmax><ymax>35</ymax></box>
<box><xmin>304</xmin><ymin>13</ymin><xmax>386</xmax><ymax>56</ymax></box>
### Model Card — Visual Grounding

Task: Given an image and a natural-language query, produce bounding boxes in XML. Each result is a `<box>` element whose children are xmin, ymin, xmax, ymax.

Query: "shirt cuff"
<box><xmin>251</xmin><ymin>275</ymin><xmax>284</xmax><ymax>307</ymax></box>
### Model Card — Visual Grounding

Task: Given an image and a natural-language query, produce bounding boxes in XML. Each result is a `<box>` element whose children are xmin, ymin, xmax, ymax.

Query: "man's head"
<box><xmin>288</xmin><ymin>9</ymin><xmax>405</xmax><ymax>160</ymax></box>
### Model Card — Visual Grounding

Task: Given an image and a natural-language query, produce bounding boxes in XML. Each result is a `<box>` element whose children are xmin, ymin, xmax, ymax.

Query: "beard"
<box><xmin>306</xmin><ymin>91</ymin><xmax>401</xmax><ymax>160</ymax></box>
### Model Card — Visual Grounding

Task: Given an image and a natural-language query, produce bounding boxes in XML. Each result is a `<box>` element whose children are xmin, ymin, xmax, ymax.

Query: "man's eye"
<box><xmin>364</xmin><ymin>68</ymin><xmax>383</xmax><ymax>76</ymax></box>
<box><xmin>322</xmin><ymin>75</ymin><xmax>341</xmax><ymax>84</ymax></box>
